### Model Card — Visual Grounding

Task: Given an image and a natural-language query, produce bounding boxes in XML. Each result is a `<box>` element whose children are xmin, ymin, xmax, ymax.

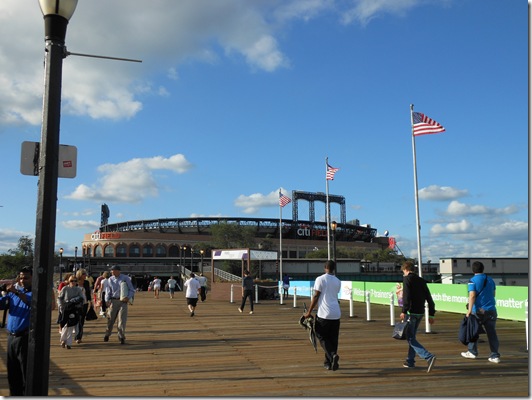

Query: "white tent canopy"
<box><xmin>212</xmin><ymin>249</ymin><xmax>278</xmax><ymax>260</ymax></box>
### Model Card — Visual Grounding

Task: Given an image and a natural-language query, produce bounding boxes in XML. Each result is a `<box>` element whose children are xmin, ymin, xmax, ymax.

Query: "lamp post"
<box><xmin>183</xmin><ymin>246</ymin><xmax>187</xmax><ymax>271</ymax></box>
<box><xmin>28</xmin><ymin>0</ymin><xmax>78</xmax><ymax>395</ymax></box>
<box><xmin>190</xmin><ymin>249</ymin><xmax>194</xmax><ymax>274</ymax></box>
<box><xmin>59</xmin><ymin>247</ymin><xmax>63</xmax><ymax>283</ymax></box>
<box><xmin>330</xmin><ymin>220</ymin><xmax>337</xmax><ymax>264</ymax></box>
<box><xmin>200</xmin><ymin>249</ymin><xmax>204</xmax><ymax>274</ymax></box>
<box><xmin>74</xmin><ymin>246</ymin><xmax>78</xmax><ymax>270</ymax></box>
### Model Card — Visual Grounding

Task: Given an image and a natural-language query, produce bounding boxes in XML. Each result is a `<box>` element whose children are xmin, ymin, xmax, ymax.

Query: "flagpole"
<box><xmin>325</xmin><ymin>157</ymin><xmax>331</xmax><ymax>260</ymax></box>
<box><xmin>279</xmin><ymin>189</ymin><xmax>284</xmax><ymax>305</ymax></box>
<box><xmin>410</xmin><ymin>104</ymin><xmax>423</xmax><ymax>278</ymax></box>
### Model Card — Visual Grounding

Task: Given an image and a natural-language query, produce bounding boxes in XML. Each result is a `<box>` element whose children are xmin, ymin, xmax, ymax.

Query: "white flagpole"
<box><xmin>325</xmin><ymin>157</ymin><xmax>331</xmax><ymax>260</ymax></box>
<box><xmin>279</xmin><ymin>189</ymin><xmax>284</xmax><ymax>304</ymax></box>
<box><xmin>410</xmin><ymin>104</ymin><xmax>423</xmax><ymax>278</ymax></box>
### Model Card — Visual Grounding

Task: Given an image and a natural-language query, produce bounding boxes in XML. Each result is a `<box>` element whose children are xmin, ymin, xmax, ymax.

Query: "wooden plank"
<box><xmin>0</xmin><ymin>291</ymin><xmax>528</xmax><ymax>396</ymax></box>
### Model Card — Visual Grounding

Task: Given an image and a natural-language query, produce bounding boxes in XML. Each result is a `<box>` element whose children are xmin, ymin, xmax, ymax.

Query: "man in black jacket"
<box><xmin>400</xmin><ymin>261</ymin><xmax>436</xmax><ymax>372</ymax></box>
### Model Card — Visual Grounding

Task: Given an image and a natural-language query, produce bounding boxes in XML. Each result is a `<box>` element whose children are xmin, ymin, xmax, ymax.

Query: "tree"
<box><xmin>0</xmin><ymin>236</ymin><xmax>35</xmax><ymax>278</ymax></box>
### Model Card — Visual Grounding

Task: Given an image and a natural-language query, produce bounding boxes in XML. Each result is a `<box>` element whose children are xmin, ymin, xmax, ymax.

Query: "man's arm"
<box><xmin>303</xmin><ymin>290</ymin><xmax>321</xmax><ymax>318</ymax></box>
<box><xmin>466</xmin><ymin>290</ymin><xmax>476</xmax><ymax>317</ymax></box>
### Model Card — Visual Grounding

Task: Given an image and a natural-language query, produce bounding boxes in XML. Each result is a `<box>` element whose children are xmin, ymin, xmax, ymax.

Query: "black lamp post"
<box><xmin>183</xmin><ymin>246</ymin><xmax>187</xmax><ymax>270</ymax></box>
<box><xmin>59</xmin><ymin>247</ymin><xmax>63</xmax><ymax>283</ymax></box>
<box><xmin>190</xmin><ymin>249</ymin><xmax>194</xmax><ymax>274</ymax></box>
<box><xmin>331</xmin><ymin>220</ymin><xmax>337</xmax><ymax>264</ymax></box>
<box><xmin>200</xmin><ymin>249</ymin><xmax>204</xmax><ymax>274</ymax></box>
<box><xmin>74</xmin><ymin>245</ymin><xmax>78</xmax><ymax>270</ymax></box>
<box><xmin>27</xmin><ymin>1</ymin><xmax>78</xmax><ymax>395</ymax></box>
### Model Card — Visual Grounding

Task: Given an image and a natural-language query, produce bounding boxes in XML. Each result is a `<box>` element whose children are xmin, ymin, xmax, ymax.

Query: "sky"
<box><xmin>0</xmin><ymin>0</ymin><xmax>528</xmax><ymax>263</ymax></box>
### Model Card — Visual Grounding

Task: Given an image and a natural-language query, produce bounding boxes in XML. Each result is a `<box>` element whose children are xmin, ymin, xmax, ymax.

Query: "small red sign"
<box><xmin>63</xmin><ymin>160</ymin><xmax>72</xmax><ymax>168</ymax></box>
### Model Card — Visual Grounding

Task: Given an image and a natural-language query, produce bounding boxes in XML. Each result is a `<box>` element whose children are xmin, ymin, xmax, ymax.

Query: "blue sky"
<box><xmin>0</xmin><ymin>0</ymin><xmax>528</xmax><ymax>263</ymax></box>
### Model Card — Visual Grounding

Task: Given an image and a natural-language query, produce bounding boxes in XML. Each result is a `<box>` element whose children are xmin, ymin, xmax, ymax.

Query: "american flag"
<box><xmin>326</xmin><ymin>163</ymin><xmax>339</xmax><ymax>180</ymax></box>
<box><xmin>412</xmin><ymin>112</ymin><xmax>445</xmax><ymax>136</ymax></box>
<box><xmin>279</xmin><ymin>191</ymin><xmax>291</xmax><ymax>207</ymax></box>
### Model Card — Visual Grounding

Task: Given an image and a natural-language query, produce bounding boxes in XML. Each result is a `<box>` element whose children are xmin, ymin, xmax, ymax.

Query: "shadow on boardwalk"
<box><xmin>0</xmin><ymin>291</ymin><xmax>528</xmax><ymax>397</ymax></box>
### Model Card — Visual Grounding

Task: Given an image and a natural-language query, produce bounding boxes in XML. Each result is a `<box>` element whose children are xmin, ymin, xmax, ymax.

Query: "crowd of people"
<box><xmin>0</xmin><ymin>259</ymin><xmax>502</xmax><ymax>395</ymax></box>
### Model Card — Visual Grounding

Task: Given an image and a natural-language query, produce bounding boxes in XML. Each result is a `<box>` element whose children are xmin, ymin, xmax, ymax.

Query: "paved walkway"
<box><xmin>0</xmin><ymin>291</ymin><xmax>528</xmax><ymax>397</ymax></box>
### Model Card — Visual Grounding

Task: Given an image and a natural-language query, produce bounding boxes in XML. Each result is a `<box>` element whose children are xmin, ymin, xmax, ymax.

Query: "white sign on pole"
<box><xmin>20</xmin><ymin>141</ymin><xmax>77</xmax><ymax>178</ymax></box>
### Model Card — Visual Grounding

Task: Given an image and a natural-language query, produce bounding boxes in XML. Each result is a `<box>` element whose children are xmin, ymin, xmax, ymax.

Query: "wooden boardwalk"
<box><xmin>0</xmin><ymin>291</ymin><xmax>528</xmax><ymax>397</ymax></box>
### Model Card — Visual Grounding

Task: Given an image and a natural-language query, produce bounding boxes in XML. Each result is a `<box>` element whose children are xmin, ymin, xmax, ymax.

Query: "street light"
<box><xmin>330</xmin><ymin>220</ymin><xmax>337</xmax><ymax>264</ymax></box>
<box><xmin>59</xmin><ymin>247</ymin><xmax>63</xmax><ymax>283</ymax></box>
<box><xmin>200</xmin><ymin>249</ymin><xmax>204</xmax><ymax>274</ymax></box>
<box><xmin>74</xmin><ymin>246</ymin><xmax>78</xmax><ymax>270</ymax></box>
<box><xmin>183</xmin><ymin>246</ymin><xmax>187</xmax><ymax>271</ymax></box>
<box><xmin>28</xmin><ymin>0</ymin><xmax>78</xmax><ymax>395</ymax></box>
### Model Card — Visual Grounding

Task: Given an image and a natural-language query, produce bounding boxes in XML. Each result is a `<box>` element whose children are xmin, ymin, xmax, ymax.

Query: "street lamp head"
<box><xmin>330</xmin><ymin>220</ymin><xmax>337</xmax><ymax>231</ymax></box>
<box><xmin>59</xmin><ymin>247</ymin><xmax>63</xmax><ymax>255</ymax></box>
<box><xmin>39</xmin><ymin>0</ymin><xmax>78</xmax><ymax>42</ymax></box>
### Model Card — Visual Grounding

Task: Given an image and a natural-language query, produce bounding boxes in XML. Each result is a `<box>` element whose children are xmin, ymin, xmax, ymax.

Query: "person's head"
<box><xmin>170</xmin><ymin>276</ymin><xmax>174</xmax><ymax>279</ymax></box>
<box><xmin>102</xmin><ymin>271</ymin><xmax>110</xmax><ymax>279</ymax></box>
<box><xmin>19</xmin><ymin>267</ymin><xmax>32</xmax><ymax>290</ymax></box>
<box><xmin>76</xmin><ymin>268</ymin><xmax>88</xmax><ymax>280</ymax></box>
<box><xmin>63</xmin><ymin>273</ymin><xmax>73</xmax><ymax>282</ymax></box>
<box><xmin>68</xmin><ymin>276</ymin><xmax>78</xmax><ymax>286</ymax></box>
<box><xmin>324</xmin><ymin>260</ymin><xmax>336</xmax><ymax>274</ymax></box>
<box><xmin>472</xmin><ymin>261</ymin><xmax>485</xmax><ymax>274</ymax></box>
<box><xmin>401</xmin><ymin>261</ymin><xmax>415</xmax><ymax>275</ymax></box>
<box><xmin>244</xmin><ymin>270</ymin><xmax>250</xmax><ymax>276</ymax></box>
<box><xmin>110</xmin><ymin>265</ymin><xmax>121</xmax><ymax>277</ymax></box>
<box><xmin>190</xmin><ymin>273</ymin><xmax>195</xmax><ymax>278</ymax></box>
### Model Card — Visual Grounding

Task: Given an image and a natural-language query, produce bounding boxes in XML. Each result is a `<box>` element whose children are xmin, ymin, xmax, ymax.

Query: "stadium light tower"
<box><xmin>27</xmin><ymin>0</ymin><xmax>78</xmax><ymax>395</ymax></box>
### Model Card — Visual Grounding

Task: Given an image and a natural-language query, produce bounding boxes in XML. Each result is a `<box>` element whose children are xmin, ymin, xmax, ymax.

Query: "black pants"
<box><xmin>200</xmin><ymin>287</ymin><xmax>207</xmax><ymax>302</ymax></box>
<box><xmin>76</xmin><ymin>303</ymin><xmax>89</xmax><ymax>341</ymax></box>
<box><xmin>240</xmin><ymin>290</ymin><xmax>254</xmax><ymax>311</ymax></box>
<box><xmin>315</xmin><ymin>317</ymin><xmax>340</xmax><ymax>365</ymax></box>
<box><xmin>7</xmin><ymin>334</ymin><xmax>28</xmax><ymax>396</ymax></box>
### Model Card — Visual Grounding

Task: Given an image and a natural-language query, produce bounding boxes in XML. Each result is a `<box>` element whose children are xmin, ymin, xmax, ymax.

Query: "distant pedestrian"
<box><xmin>74</xmin><ymin>268</ymin><xmax>91</xmax><ymax>344</ymax></box>
<box><xmin>197</xmin><ymin>273</ymin><xmax>208</xmax><ymax>302</ymax></box>
<box><xmin>104</xmin><ymin>266</ymin><xmax>135</xmax><ymax>344</ymax></box>
<box><xmin>400</xmin><ymin>261</ymin><xmax>436</xmax><ymax>372</ymax></box>
<box><xmin>184</xmin><ymin>273</ymin><xmax>201</xmax><ymax>317</ymax></box>
<box><xmin>167</xmin><ymin>276</ymin><xmax>178</xmax><ymax>299</ymax></box>
<box><xmin>152</xmin><ymin>276</ymin><xmax>162</xmax><ymax>299</ymax></box>
<box><xmin>238</xmin><ymin>270</ymin><xmax>254</xmax><ymax>314</ymax></box>
<box><xmin>461</xmin><ymin>261</ymin><xmax>500</xmax><ymax>363</ymax></box>
<box><xmin>58</xmin><ymin>276</ymin><xmax>86</xmax><ymax>349</ymax></box>
<box><xmin>303</xmin><ymin>260</ymin><xmax>341</xmax><ymax>371</ymax></box>
<box><xmin>282</xmin><ymin>273</ymin><xmax>290</xmax><ymax>299</ymax></box>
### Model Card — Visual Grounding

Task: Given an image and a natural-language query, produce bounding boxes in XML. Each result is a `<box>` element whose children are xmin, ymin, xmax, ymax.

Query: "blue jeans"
<box><xmin>467</xmin><ymin>310</ymin><xmax>499</xmax><ymax>358</ymax></box>
<box><xmin>404</xmin><ymin>314</ymin><xmax>434</xmax><ymax>366</ymax></box>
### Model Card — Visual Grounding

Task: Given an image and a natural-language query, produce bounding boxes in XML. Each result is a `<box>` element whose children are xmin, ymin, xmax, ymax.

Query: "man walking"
<box><xmin>197</xmin><ymin>273</ymin><xmax>208</xmax><ymax>302</ymax></box>
<box><xmin>184</xmin><ymin>273</ymin><xmax>201</xmax><ymax>317</ymax></box>
<box><xmin>0</xmin><ymin>267</ymin><xmax>32</xmax><ymax>395</ymax></box>
<box><xmin>238</xmin><ymin>270</ymin><xmax>254</xmax><ymax>314</ymax></box>
<box><xmin>303</xmin><ymin>260</ymin><xmax>341</xmax><ymax>371</ymax></box>
<box><xmin>400</xmin><ymin>261</ymin><xmax>436</xmax><ymax>372</ymax></box>
<box><xmin>104</xmin><ymin>266</ymin><xmax>135</xmax><ymax>344</ymax></box>
<box><xmin>167</xmin><ymin>276</ymin><xmax>178</xmax><ymax>299</ymax></box>
<box><xmin>461</xmin><ymin>261</ymin><xmax>500</xmax><ymax>363</ymax></box>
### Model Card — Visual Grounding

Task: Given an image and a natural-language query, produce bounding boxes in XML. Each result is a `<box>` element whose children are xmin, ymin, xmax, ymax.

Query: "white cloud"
<box><xmin>65</xmin><ymin>154</ymin><xmax>193</xmax><ymax>203</ymax></box>
<box><xmin>61</xmin><ymin>220</ymin><xmax>100</xmax><ymax>231</ymax></box>
<box><xmin>235</xmin><ymin>188</ymin><xmax>290</xmax><ymax>214</ymax></box>
<box><xmin>445</xmin><ymin>200</ymin><xmax>519</xmax><ymax>217</ymax></box>
<box><xmin>340</xmin><ymin>0</ymin><xmax>419</xmax><ymax>26</ymax></box>
<box><xmin>418</xmin><ymin>185</ymin><xmax>468</xmax><ymax>201</ymax></box>
<box><xmin>431</xmin><ymin>219</ymin><xmax>473</xmax><ymax>235</ymax></box>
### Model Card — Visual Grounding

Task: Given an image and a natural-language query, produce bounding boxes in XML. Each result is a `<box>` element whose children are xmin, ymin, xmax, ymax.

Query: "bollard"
<box><xmin>255</xmin><ymin>284</ymin><xmax>259</xmax><ymax>304</ymax></box>
<box><xmin>293</xmin><ymin>287</ymin><xmax>297</xmax><ymax>308</ymax></box>
<box><xmin>349</xmin><ymin>289</ymin><xmax>354</xmax><ymax>318</ymax></box>
<box><xmin>526</xmin><ymin>300</ymin><xmax>528</xmax><ymax>351</ymax></box>
<box><xmin>365</xmin><ymin>290</ymin><xmax>371</xmax><ymax>321</ymax></box>
<box><xmin>230</xmin><ymin>284</ymin><xmax>234</xmax><ymax>303</ymax></box>
<box><xmin>390</xmin><ymin>292</ymin><xmax>395</xmax><ymax>326</ymax></box>
<box><xmin>425</xmin><ymin>301</ymin><xmax>431</xmax><ymax>333</ymax></box>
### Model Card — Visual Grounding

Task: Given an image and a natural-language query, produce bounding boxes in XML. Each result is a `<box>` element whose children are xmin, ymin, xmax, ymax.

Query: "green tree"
<box><xmin>0</xmin><ymin>236</ymin><xmax>35</xmax><ymax>278</ymax></box>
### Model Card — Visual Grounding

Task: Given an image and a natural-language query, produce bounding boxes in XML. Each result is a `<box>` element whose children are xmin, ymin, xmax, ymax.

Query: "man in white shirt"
<box><xmin>303</xmin><ymin>260</ymin><xmax>341</xmax><ymax>371</ymax></box>
<box><xmin>104</xmin><ymin>266</ymin><xmax>135</xmax><ymax>344</ymax></box>
<box><xmin>184</xmin><ymin>273</ymin><xmax>201</xmax><ymax>317</ymax></box>
<box><xmin>197</xmin><ymin>273</ymin><xmax>208</xmax><ymax>302</ymax></box>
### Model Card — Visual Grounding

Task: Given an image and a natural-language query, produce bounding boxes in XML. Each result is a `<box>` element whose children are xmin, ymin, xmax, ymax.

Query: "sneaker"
<box><xmin>76</xmin><ymin>339</ymin><xmax>82</xmax><ymax>344</ymax></box>
<box><xmin>103</xmin><ymin>336</ymin><xmax>109</xmax><ymax>342</ymax></box>
<box><xmin>488</xmin><ymin>357</ymin><xmax>500</xmax><ymax>364</ymax></box>
<box><xmin>66</xmin><ymin>345</ymin><xmax>71</xmax><ymax>349</ymax></box>
<box><xmin>61</xmin><ymin>341</ymin><xmax>66</xmax><ymax>348</ymax></box>
<box><xmin>332</xmin><ymin>354</ymin><xmax>340</xmax><ymax>371</ymax></box>
<box><xmin>323</xmin><ymin>363</ymin><xmax>331</xmax><ymax>370</ymax></box>
<box><xmin>190</xmin><ymin>311</ymin><xmax>194</xmax><ymax>317</ymax></box>
<box><xmin>238</xmin><ymin>308</ymin><xmax>243</xmax><ymax>313</ymax></box>
<box><xmin>461</xmin><ymin>351</ymin><xmax>477</xmax><ymax>359</ymax></box>
<box><xmin>119</xmin><ymin>337</ymin><xmax>125</xmax><ymax>345</ymax></box>
<box><xmin>403</xmin><ymin>362</ymin><xmax>414</xmax><ymax>368</ymax></box>
<box><xmin>427</xmin><ymin>356</ymin><xmax>436</xmax><ymax>373</ymax></box>
<box><xmin>249</xmin><ymin>311</ymin><xmax>254</xmax><ymax>314</ymax></box>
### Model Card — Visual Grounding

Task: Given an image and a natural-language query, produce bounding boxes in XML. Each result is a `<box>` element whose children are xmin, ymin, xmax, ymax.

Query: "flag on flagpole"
<box><xmin>326</xmin><ymin>163</ymin><xmax>339</xmax><ymax>180</ymax></box>
<box><xmin>412</xmin><ymin>112</ymin><xmax>445</xmax><ymax>136</ymax></box>
<box><xmin>279</xmin><ymin>191</ymin><xmax>291</xmax><ymax>207</ymax></box>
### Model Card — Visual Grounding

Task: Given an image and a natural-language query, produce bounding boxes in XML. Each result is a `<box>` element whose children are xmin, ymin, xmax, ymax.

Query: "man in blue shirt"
<box><xmin>0</xmin><ymin>267</ymin><xmax>33</xmax><ymax>396</ymax></box>
<box><xmin>461</xmin><ymin>261</ymin><xmax>500</xmax><ymax>363</ymax></box>
<box><xmin>104</xmin><ymin>266</ymin><xmax>135</xmax><ymax>344</ymax></box>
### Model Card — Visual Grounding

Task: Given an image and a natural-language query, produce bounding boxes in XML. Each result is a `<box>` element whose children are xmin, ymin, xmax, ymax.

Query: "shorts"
<box><xmin>186</xmin><ymin>298</ymin><xmax>199</xmax><ymax>307</ymax></box>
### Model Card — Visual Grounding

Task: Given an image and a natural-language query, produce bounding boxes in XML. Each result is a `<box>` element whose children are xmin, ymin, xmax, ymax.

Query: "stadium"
<box><xmin>80</xmin><ymin>190</ymin><xmax>394</xmax><ymax>285</ymax></box>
